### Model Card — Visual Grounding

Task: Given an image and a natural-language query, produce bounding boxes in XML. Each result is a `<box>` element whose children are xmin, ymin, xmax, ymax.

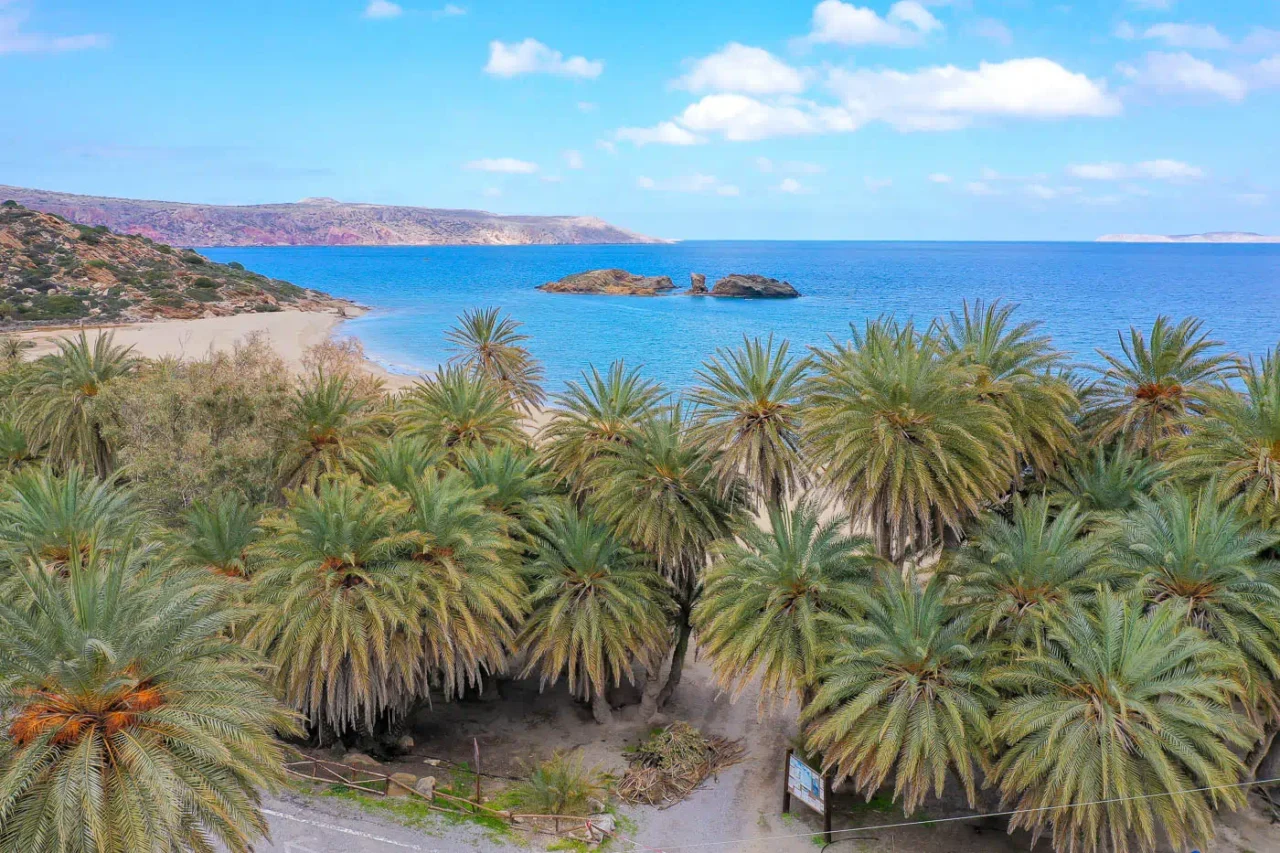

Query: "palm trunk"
<box><xmin>1247</xmin><ymin>721</ymin><xmax>1280</xmax><ymax>780</ymax></box>
<box><xmin>591</xmin><ymin>686</ymin><xmax>612</xmax><ymax>725</ymax></box>
<box><xmin>656</xmin><ymin>596</ymin><xmax>694</xmax><ymax>710</ymax></box>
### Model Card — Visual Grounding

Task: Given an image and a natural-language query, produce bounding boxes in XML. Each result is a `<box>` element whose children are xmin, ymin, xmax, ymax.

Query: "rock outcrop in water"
<box><xmin>0</xmin><ymin>185</ymin><xmax>666</xmax><ymax>248</ymax></box>
<box><xmin>538</xmin><ymin>269</ymin><xmax>676</xmax><ymax>295</ymax></box>
<box><xmin>708</xmin><ymin>274</ymin><xmax>799</xmax><ymax>298</ymax></box>
<box><xmin>689</xmin><ymin>273</ymin><xmax>707</xmax><ymax>294</ymax></box>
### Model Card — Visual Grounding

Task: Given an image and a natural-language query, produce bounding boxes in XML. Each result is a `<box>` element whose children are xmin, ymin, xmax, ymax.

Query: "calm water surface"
<box><xmin>202</xmin><ymin>242</ymin><xmax>1280</xmax><ymax>390</ymax></box>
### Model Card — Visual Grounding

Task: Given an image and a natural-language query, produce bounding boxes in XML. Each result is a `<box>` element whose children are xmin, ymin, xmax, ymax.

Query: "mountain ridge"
<box><xmin>0</xmin><ymin>185</ymin><xmax>667</xmax><ymax>248</ymax></box>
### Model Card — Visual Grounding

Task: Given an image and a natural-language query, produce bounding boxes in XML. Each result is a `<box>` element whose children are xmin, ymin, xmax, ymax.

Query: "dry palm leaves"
<box><xmin>617</xmin><ymin>722</ymin><xmax>745</xmax><ymax>807</ymax></box>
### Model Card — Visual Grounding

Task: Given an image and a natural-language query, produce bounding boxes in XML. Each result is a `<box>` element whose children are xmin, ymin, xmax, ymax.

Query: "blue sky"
<box><xmin>1</xmin><ymin>0</ymin><xmax>1278</xmax><ymax>240</ymax></box>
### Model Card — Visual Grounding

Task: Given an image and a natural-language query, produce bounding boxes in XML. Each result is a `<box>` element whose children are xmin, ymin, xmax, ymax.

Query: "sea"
<box><xmin>201</xmin><ymin>241</ymin><xmax>1280</xmax><ymax>391</ymax></box>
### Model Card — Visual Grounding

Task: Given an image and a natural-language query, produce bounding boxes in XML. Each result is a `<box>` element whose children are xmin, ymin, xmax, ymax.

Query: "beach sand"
<box><xmin>15</xmin><ymin>309</ymin><xmax>418</xmax><ymax>390</ymax></box>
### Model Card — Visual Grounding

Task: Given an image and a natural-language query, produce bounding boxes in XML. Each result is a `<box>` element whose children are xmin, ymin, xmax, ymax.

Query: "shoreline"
<box><xmin>14</xmin><ymin>308</ymin><xmax>421</xmax><ymax>391</ymax></box>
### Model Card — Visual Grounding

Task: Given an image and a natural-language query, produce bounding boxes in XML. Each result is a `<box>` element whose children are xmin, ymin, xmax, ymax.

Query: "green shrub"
<box><xmin>157</xmin><ymin>244</ymin><xmax>173</xmax><ymax>255</ymax></box>
<box><xmin>507</xmin><ymin>753</ymin><xmax>608</xmax><ymax>817</ymax></box>
<box><xmin>227</xmin><ymin>261</ymin><xmax>245</xmax><ymax>271</ymax></box>
<box><xmin>181</xmin><ymin>252</ymin><xmax>205</xmax><ymax>265</ymax></box>
<box><xmin>192</xmin><ymin>277</ymin><xmax>218</xmax><ymax>289</ymax></box>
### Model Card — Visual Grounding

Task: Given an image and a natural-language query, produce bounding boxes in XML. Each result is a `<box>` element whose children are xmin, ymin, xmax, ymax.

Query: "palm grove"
<box><xmin>0</xmin><ymin>303</ymin><xmax>1278</xmax><ymax>853</ymax></box>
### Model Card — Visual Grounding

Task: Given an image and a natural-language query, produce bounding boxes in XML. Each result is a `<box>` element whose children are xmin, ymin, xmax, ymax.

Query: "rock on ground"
<box><xmin>709</xmin><ymin>274</ymin><xmax>800</xmax><ymax>298</ymax></box>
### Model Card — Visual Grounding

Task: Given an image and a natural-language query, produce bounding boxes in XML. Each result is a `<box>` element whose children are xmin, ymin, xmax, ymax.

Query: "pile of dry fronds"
<box><xmin>617</xmin><ymin>722</ymin><xmax>745</xmax><ymax>807</ymax></box>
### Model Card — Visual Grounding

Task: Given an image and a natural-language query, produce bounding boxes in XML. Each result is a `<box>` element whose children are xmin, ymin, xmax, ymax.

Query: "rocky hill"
<box><xmin>0</xmin><ymin>186</ymin><xmax>665</xmax><ymax>247</ymax></box>
<box><xmin>0</xmin><ymin>201</ymin><xmax>350</xmax><ymax>323</ymax></box>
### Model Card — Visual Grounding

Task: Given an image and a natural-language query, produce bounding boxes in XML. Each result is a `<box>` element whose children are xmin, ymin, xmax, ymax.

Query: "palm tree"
<box><xmin>1086</xmin><ymin>315</ymin><xmax>1235</xmax><ymax>452</ymax></box>
<box><xmin>276</xmin><ymin>369</ymin><xmax>388</xmax><ymax>491</ymax></box>
<box><xmin>0</xmin><ymin>420</ymin><xmax>39</xmax><ymax>470</ymax></box>
<box><xmin>1106</xmin><ymin>486</ymin><xmax>1280</xmax><ymax>715</ymax></box>
<box><xmin>991</xmin><ymin>591</ymin><xmax>1254</xmax><ymax>853</ymax></box>
<box><xmin>590</xmin><ymin>407</ymin><xmax>745</xmax><ymax>708</ymax></box>
<box><xmin>0</xmin><ymin>334</ymin><xmax>34</xmax><ymax>364</ymax></box>
<box><xmin>19</xmin><ymin>332</ymin><xmax>138</xmax><ymax>478</ymax></box>
<box><xmin>936</xmin><ymin>300</ymin><xmax>1078</xmax><ymax>479</ymax></box>
<box><xmin>693</xmin><ymin>499</ymin><xmax>881</xmax><ymax>711</ymax></box>
<box><xmin>943</xmin><ymin>495</ymin><xmax>1105</xmax><ymax>648</ymax></box>
<box><xmin>538</xmin><ymin>361</ymin><xmax>666</xmax><ymax>495</ymax></box>
<box><xmin>519</xmin><ymin>508</ymin><xmax>671</xmax><ymax>723</ymax></box>
<box><xmin>0</xmin><ymin>548</ymin><xmax>296</xmax><ymax>853</ymax></box>
<box><xmin>455</xmin><ymin>442</ymin><xmax>558</xmax><ymax>545</ymax></box>
<box><xmin>446</xmin><ymin>307</ymin><xmax>546</xmax><ymax>412</ymax></box>
<box><xmin>400</xmin><ymin>365</ymin><xmax>523</xmax><ymax>462</ymax></box>
<box><xmin>1168</xmin><ymin>348</ymin><xmax>1280</xmax><ymax>526</ymax></box>
<box><xmin>803</xmin><ymin>318</ymin><xmax>1014</xmax><ymax>563</ymax></box>
<box><xmin>687</xmin><ymin>335</ymin><xmax>809</xmax><ymax>507</ymax></box>
<box><xmin>803</xmin><ymin>569</ymin><xmax>991</xmax><ymax>813</ymax></box>
<box><xmin>0</xmin><ymin>466</ymin><xmax>142</xmax><ymax>569</ymax></box>
<box><xmin>397</xmin><ymin>470</ymin><xmax>526</xmax><ymax>697</ymax></box>
<box><xmin>246</xmin><ymin>477</ymin><xmax>424</xmax><ymax>735</ymax></box>
<box><xmin>1049</xmin><ymin>442</ymin><xmax>1165</xmax><ymax>519</ymax></box>
<box><xmin>353</xmin><ymin>433</ymin><xmax>441</xmax><ymax>494</ymax></box>
<box><xmin>170</xmin><ymin>492</ymin><xmax>262</xmax><ymax>579</ymax></box>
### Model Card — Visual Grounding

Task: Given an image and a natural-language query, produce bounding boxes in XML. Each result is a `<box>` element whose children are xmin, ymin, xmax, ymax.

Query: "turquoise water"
<box><xmin>202</xmin><ymin>242</ymin><xmax>1280</xmax><ymax>390</ymax></box>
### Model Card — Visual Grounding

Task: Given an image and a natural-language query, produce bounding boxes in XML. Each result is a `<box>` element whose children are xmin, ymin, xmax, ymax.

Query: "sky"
<box><xmin>1</xmin><ymin>0</ymin><xmax>1278</xmax><ymax>240</ymax></box>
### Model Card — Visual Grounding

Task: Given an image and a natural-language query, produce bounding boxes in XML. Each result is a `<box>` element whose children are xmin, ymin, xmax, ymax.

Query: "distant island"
<box><xmin>0</xmin><ymin>185</ymin><xmax>664</xmax><ymax>248</ymax></box>
<box><xmin>538</xmin><ymin>269</ymin><xmax>800</xmax><ymax>298</ymax></box>
<box><xmin>1097</xmin><ymin>231</ymin><xmax>1280</xmax><ymax>244</ymax></box>
<box><xmin>0</xmin><ymin>201</ymin><xmax>351</xmax><ymax>323</ymax></box>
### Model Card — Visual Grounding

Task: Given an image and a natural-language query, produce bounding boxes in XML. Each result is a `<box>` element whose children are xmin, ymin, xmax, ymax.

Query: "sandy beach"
<box><xmin>14</xmin><ymin>309</ymin><xmax>419</xmax><ymax>390</ymax></box>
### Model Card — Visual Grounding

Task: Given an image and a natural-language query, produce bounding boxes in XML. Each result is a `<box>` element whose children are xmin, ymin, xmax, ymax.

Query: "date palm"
<box><xmin>277</xmin><ymin>369</ymin><xmax>388</xmax><ymax>491</ymax></box>
<box><xmin>804</xmin><ymin>318</ymin><xmax>1014</xmax><ymax>563</ymax></box>
<box><xmin>455</xmin><ymin>442</ymin><xmax>558</xmax><ymax>545</ymax></box>
<box><xmin>397</xmin><ymin>470</ymin><xmax>526</xmax><ymax>695</ymax></box>
<box><xmin>0</xmin><ymin>548</ymin><xmax>295</xmax><ymax>853</ymax></box>
<box><xmin>1049</xmin><ymin>442</ymin><xmax>1165</xmax><ymax>520</ymax></box>
<box><xmin>446</xmin><ymin>307</ymin><xmax>546</xmax><ymax>412</ymax></box>
<box><xmin>943</xmin><ymin>495</ymin><xmax>1105</xmax><ymax>648</ymax></box>
<box><xmin>246</xmin><ymin>477</ymin><xmax>424</xmax><ymax>734</ymax></box>
<box><xmin>0</xmin><ymin>466</ymin><xmax>143</xmax><ymax>569</ymax></box>
<box><xmin>937</xmin><ymin>300</ymin><xmax>1078</xmax><ymax>478</ymax></box>
<box><xmin>991</xmin><ymin>591</ymin><xmax>1254</xmax><ymax>853</ymax></box>
<box><xmin>401</xmin><ymin>365</ymin><xmax>523</xmax><ymax>462</ymax></box>
<box><xmin>353</xmin><ymin>433</ymin><xmax>441</xmax><ymax>494</ymax></box>
<box><xmin>0</xmin><ymin>420</ymin><xmax>39</xmax><ymax>470</ymax></box>
<box><xmin>19</xmin><ymin>332</ymin><xmax>138</xmax><ymax>478</ymax></box>
<box><xmin>538</xmin><ymin>361</ymin><xmax>666</xmax><ymax>495</ymax></box>
<box><xmin>688</xmin><ymin>335</ymin><xmax>809</xmax><ymax>507</ymax></box>
<box><xmin>1086</xmin><ymin>315</ymin><xmax>1235</xmax><ymax>452</ymax></box>
<box><xmin>1168</xmin><ymin>348</ymin><xmax>1280</xmax><ymax>526</ymax></box>
<box><xmin>803</xmin><ymin>569</ymin><xmax>991</xmax><ymax>813</ymax></box>
<box><xmin>169</xmin><ymin>492</ymin><xmax>262</xmax><ymax>579</ymax></box>
<box><xmin>0</xmin><ymin>333</ymin><xmax>34</xmax><ymax>364</ymax></box>
<box><xmin>694</xmin><ymin>499</ymin><xmax>881</xmax><ymax>711</ymax></box>
<box><xmin>1106</xmin><ymin>486</ymin><xmax>1280</xmax><ymax>714</ymax></box>
<box><xmin>519</xmin><ymin>508</ymin><xmax>671</xmax><ymax>723</ymax></box>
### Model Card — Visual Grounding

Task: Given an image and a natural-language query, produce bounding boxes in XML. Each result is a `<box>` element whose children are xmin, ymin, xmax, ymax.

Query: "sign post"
<box><xmin>782</xmin><ymin>750</ymin><xmax>832</xmax><ymax>844</ymax></box>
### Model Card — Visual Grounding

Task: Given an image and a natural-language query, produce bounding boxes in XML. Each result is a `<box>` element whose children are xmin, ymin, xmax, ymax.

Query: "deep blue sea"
<box><xmin>202</xmin><ymin>242</ymin><xmax>1280</xmax><ymax>391</ymax></box>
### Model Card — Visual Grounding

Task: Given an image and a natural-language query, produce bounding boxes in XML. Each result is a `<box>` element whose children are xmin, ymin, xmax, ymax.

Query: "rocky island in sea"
<box><xmin>539</xmin><ymin>269</ymin><xmax>800</xmax><ymax>298</ymax></box>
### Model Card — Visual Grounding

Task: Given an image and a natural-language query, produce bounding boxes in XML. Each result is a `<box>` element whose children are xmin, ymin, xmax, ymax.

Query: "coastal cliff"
<box><xmin>0</xmin><ymin>185</ymin><xmax>665</xmax><ymax>248</ymax></box>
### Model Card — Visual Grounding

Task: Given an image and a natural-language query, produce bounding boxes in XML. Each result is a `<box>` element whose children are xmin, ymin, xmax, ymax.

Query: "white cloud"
<box><xmin>1236</xmin><ymin>192</ymin><xmax>1268</xmax><ymax>207</ymax></box>
<box><xmin>540</xmin><ymin>175</ymin><xmax>563</xmax><ymax>183</ymax></box>
<box><xmin>804</xmin><ymin>0</ymin><xmax>942</xmax><ymax>47</ymax></box>
<box><xmin>675</xmin><ymin>93</ymin><xmax>856</xmax><ymax>141</ymax></box>
<box><xmin>1127</xmin><ymin>0</ymin><xmax>1173</xmax><ymax>9</ymax></box>
<box><xmin>0</xmin><ymin>12</ymin><xmax>108</xmax><ymax>53</ymax></box>
<box><xmin>615</xmin><ymin>121</ymin><xmax>705</xmax><ymax>146</ymax></box>
<box><xmin>1118</xmin><ymin>51</ymin><xmax>1247</xmax><ymax>100</ymax></box>
<box><xmin>1137</xmin><ymin>23</ymin><xmax>1231</xmax><ymax>50</ymax></box>
<box><xmin>482</xmin><ymin>187</ymin><xmax>502</xmax><ymax>197</ymax></box>
<box><xmin>676</xmin><ymin>43</ymin><xmax>807</xmax><ymax>95</ymax></box>
<box><xmin>1114</xmin><ymin>21</ymin><xmax>1138</xmax><ymax>40</ymax></box>
<box><xmin>980</xmin><ymin>166</ymin><xmax>1001</xmax><ymax>180</ymax></box>
<box><xmin>596</xmin><ymin>139</ymin><xmax>617</xmax><ymax>154</ymax></box>
<box><xmin>755</xmin><ymin>157</ymin><xmax>774</xmax><ymax>173</ymax></box>
<box><xmin>484</xmin><ymin>39</ymin><xmax>603</xmax><ymax>79</ymax></box>
<box><xmin>864</xmin><ymin>176</ymin><xmax>893</xmax><ymax>191</ymax></box>
<box><xmin>928</xmin><ymin>172</ymin><xmax>953</xmax><ymax>183</ymax></box>
<box><xmin>827</xmin><ymin>57</ymin><xmax>1120</xmax><ymax>131</ymax></box>
<box><xmin>1241</xmin><ymin>29</ymin><xmax>1280</xmax><ymax>54</ymax></box>
<box><xmin>965</xmin><ymin>181</ymin><xmax>1000</xmax><ymax>196</ymax></box>
<box><xmin>1066</xmin><ymin>159</ymin><xmax>1204</xmax><ymax>181</ymax></box>
<box><xmin>563</xmin><ymin>149</ymin><xmax>584</xmax><ymax>169</ymax></box>
<box><xmin>784</xmin><ymin>161</ymin><xmax>826</xmax><ymax>174</ymax></box>
<box><xmin>1025</xmin><ymin>183</ymin><xmax>1067</xmax><ymax>199</ymax></box>
<box><xmin>777</xmin><ymin>178</ymin><xmax>811</xmax><ymax>194</ymax></box>
<box><xmin>432</xmin><ymin>3</ymin><xmax>466</xmax><ymax>17</ymax></box>
<box><xmin>636</xmin><ymin>174</ymin><xmax>738</xmax><ymax>195</ymax></box>
<box><xmin>969</xmin><ymin>18</ymin><xmax>1012</xmax><ymax>46</ymax></box>
<box><xmin>363</xmin><ymin>0</ymin><xmax>402</xmax><ymax>19</ymax></box>
<box><xmin>464</xmin><ymin>157</ymin><xmax>539</xmax><ymax>173</ymax></box>
<box><xmin>577</xmin><ymin>101</ymin><xmax>598</xmax><ymax>112</ymax></box>
<box><xmin>1253</xmin><ymin>55</ymin><xmax>1280</xmax><ymax>87</ymax></box>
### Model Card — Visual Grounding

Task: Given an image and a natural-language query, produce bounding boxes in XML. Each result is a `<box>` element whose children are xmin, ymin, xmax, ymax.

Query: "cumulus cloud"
<box><xmin>1252</xmin><ymin>55</ymin><xmax>1280</xmax><ymax>87</ymax></box>
<box><xmin>0</xmin><ymin>12</ymin><xmax>108</xmax><ymax>53</ymax></box>
<box><xmin>826</xmin><ymin>57</ymin><xmax>1120</xmax><ymax>131</ymax></box>
<box><xmin>1118</xmin><ymin>52</ymin><xmax>1247</xmax><ymax>100</ymax></box>
<box><xmin>968</xmin><ymin>18</ymin><xmax>1013</xmax><ymax>47</ymax></box>
<box><xmin>864</xmin><ymin>177</ymin><xmax>893</xmax><ymax>191</ymax></box>
<box><xmin>785</xmin><ymin>161</ymin><xmax>826</xmax><ymax>174</ymax></box>
<box><xmin>675</xmin><ymin>93</ymin><xmax>856</xmax><ymax>140</ymax></box>
<box><xmin>965</xmin><ymin>182</ymin><xmax>999</xmax><ymax>196</ymax></box>
<box><xmin>482</xmin><ymin>187</ymin><xmax>502</xmax><ymax>197</ymax></box>
<box><xmin>563</xmin><ymin>149</ymin><xmax>584</xmax><ymax>169</ymax></box>
<box><xmin>615</xmin><ymin>121</ymin><xmax>704</xmax><ymax>146</ymax></box>
<box><xmin>1066</xmin><ymin>159</ymin><xmax>1204</xmax><ymax>180</ymax></box>
<box><xmin>636</xmin><ymin>174</ymin><xmax>740</xmax><ymax>195</ymax></box>
<box><xmin>803</xmin><ymin>0</ymin><xmax>942</xmax><ymax>47</ymax></box>
<box><xmin>1120</xmin><ymin>22</ymin><xmax>1231</xmax><ymax>50</ymax></box>
<box><xmin>577</xmin><ymin>101</ymin><xmax>597</xmax><ymax>112</ymax></box>
<box><xmin>1127</xmin><ymin>0</ymin><xmax>1174</xmax><ymax>9</ymax></box>
<box><xmin>928</xmin><ymin>172</ymin><xmax>953</xmax><ymax>183</ymax></box>
<box><xmin>363</xmin><ymin>0</ymin><xmax>402</xmax><ymax>18</ymax></box>
<box><xmin>432</xmin><ymin>4</ymin><xmax>466</xmax><ymax>17</ymax></box>
<box><xmin>484</xmin><ymin>39</ymin><xmax>603</xmax><ymax>79</ymax></box>
<box><xmin>676</xmin><ymin>43</ymin><xmax>807</xmax><ymax>95</ymax></box>
<box><xmin>465</xmin><ymin>157</ymin><xmax>539</xmax><ymax>173</ymax></box>
<box><xmin>777</xmin><ymin>178</ymin><xmax>811</xmax><ymax>194</ymax></box>
<box><xmin>755</xmin><ymin>157</ymin><xmax>775</xmax><ymax>173</ymax></box>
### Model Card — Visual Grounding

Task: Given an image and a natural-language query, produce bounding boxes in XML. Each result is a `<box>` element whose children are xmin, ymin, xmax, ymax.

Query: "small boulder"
<box><xmin>423</xmin><ymin>757</ymin><xmax>443</xmax><ymax>767</ymax></box>
<box><xmin>414</xmin><ymin>776</ymin><xmax>437</xmax><ymax>800</ymax></box>
<box><xmin>342</xmin><ymin>752</ymin><xmax>381</xmax><ymax>769</ymax></box>
<box><xmin>689</xmin><ymin>272</ymin><xmax>707</xmax><ymax>294</ymax></box>
<box><xmin>387</xmin><ymin>772</ymin><xmax>417</xmax><ymax>797</ymax></box>
<box><xmin>586</xmin><ymin>813</ymin><xmax>617</xmax><ymax>843</ymax></box>
<box><xmin>537</xmin><ymin>269</ymin><xmax>676</xmax><ymax>296</ymax></box>
<box><xmin>709</xmin><ymin>273</ymin><xmax>800</xmax><ymax>298</ymax></box>
<box><xmin>395</xmin><ymin>734</ymin><xmax>415</xmax><ymax>752</ymax></box>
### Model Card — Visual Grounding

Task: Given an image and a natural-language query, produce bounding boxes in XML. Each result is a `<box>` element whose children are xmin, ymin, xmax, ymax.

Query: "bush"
<box><xmin>227</xmin><ymin>261</ymin><xmax>245</xmax><ymax>271</ymax></box>
<box><xmin>507</xmin><ymin>753</ymin><xmax>608</xmax><ymax>817</ymax></box>
<box><xmin>192</xmin><ymin>277</ymin><xmax>218</xmax><ymax>289</ymax></box>
<box><xmin>157</xmin><ymin>244</ymin><xmax>173</xmax><ymax>255</ymax></box>
<box><xmin>181</xmin><ymin>252</ymin><xmax>205</xmax><ymax>265</ymax></box>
